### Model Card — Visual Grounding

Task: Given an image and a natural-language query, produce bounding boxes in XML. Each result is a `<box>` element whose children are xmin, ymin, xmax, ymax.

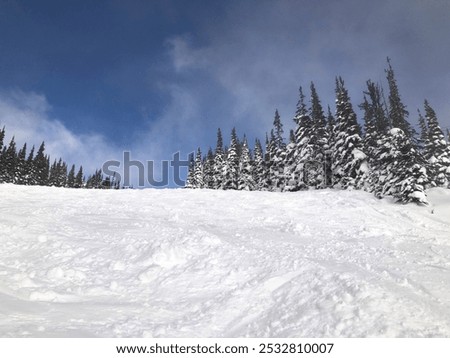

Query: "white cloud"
<box><xmin>163</xmin><ymin>0</ymin><xmax>450</xmax><ymax>138</ymax></box>
<box><xmin>0</xmin><ymin>90</ymin><xmax>120</xmax><ymax>174</ymax></box>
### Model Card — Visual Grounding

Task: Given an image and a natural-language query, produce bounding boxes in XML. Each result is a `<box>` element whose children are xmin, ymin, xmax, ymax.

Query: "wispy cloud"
<box><xmin>0</xmin><ymin>90</ymin><xmax>121</xmax><ymax>174</ymax></box>
<box><xmin>163</xmin><ymin>0</ymin><xmax>450</xmax><ymax>139</ymax></box>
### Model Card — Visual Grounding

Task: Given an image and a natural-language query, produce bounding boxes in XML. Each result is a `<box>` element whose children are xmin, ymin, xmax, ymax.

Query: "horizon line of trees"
<box><xmin>0</xmin><ymin>129</ymin><xmax>120</xmax><ymax>189</ymax></box>
<box><xmin>186</xmin><ymin>58</ymin><xmax>450</xmax><ymax>205</ymax></box>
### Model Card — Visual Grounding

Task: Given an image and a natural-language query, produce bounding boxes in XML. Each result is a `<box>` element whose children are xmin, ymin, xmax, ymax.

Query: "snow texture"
<box><xmin>1</xmin><ymin>184</ymin><xmax>450</xmax><ymax>337</ymax></box>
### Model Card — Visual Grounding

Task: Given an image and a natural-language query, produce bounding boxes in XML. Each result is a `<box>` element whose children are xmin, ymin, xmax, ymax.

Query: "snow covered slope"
<box><xmin>1</xmin><ymin>184</ymin><xmax>450</xmax><ymax>337</ymax></box>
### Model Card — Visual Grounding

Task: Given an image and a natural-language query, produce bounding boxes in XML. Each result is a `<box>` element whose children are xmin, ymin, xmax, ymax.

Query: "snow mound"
<box><xmin>1</xmin><ymin>184</ymin><xmax>450</xmax><ymax>337</ymax></box>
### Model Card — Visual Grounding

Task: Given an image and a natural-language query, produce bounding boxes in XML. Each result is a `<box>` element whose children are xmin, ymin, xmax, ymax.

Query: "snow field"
<box><xmin>0</xmin><ymin>184</ymin><xmax>450</xmax><ymax>337</ymax></box>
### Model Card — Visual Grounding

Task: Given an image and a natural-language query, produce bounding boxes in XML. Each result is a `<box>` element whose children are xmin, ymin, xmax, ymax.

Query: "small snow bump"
<box><xmin>37</xmin><ymin>235</ymin><xmax>48</xmax><ymax>243</ymax></box>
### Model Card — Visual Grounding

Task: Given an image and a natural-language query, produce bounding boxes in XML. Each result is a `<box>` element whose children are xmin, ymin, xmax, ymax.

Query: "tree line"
<box><xmin>0</xmin><ymin>132</ymin><xmax>120</xmax><ymax>189</ymax></box>
<box><xmin>186</xmin><ymin>59</ymin><xmax>450</xmax><ymax>205</ymax></box>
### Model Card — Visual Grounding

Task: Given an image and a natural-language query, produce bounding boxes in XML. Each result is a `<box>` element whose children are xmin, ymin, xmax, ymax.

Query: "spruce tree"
<box><xmin>265</xmin><ymin>130</ymin><xmax>276</xmax><ymax>190</ymax></box>
<box><xmin>238</xmin><ymin>136</ymin><xmax>255</xmax><ymax>190</ymax></box>
<box><xmin>308</xmin><ymin>82</ymin><xmax>328</xmax><ymax>188</ymax></box>
<box><xmin>285</xmin><ymin>87</ymin><xmax>311</xmax><ymax>191</ymax></box>
<box><xmin>423</xmin><ymin>100</ymin><xmax>450</xmax><ymax>187</ymax></box>
<box><xmin>331</xmin><ymin>77</ymin><xmax>368</xmax><ymax>189</ymax></box>
<box><xmin>67</xmin><ymin>164</ymin><xmax>76</xmax><ymax>188</ymax></box>
<box><xmin>74</xmin><ymin>166</ymin><xmax>83</xmax><ymax>188</ymax></box>
<box><xmin>48</xmin><ymin>159</ymin><xmax>58</xmax><ymax>186</ymax></box>
<box><xmin>203</xmin><ymin>148</ymin><xmax>215</xmax><ymax>189</ymax></box>
<box><xmin>382</xmin><ymin>128</ymin><xmax>429</xmax><ymax>204</ymax></box>
<box><xmin>193</xmin><ymin>147</ymin><xmax>204</xmax><ymax>188</ymax></box>
<box><xmin>4</xmin><ymin>137</ymin><xmax>18</xmax><ymax>183</ymax></box>
<box><xmin>0</xmin><ymin>145</ymin><xmax>6</xmax><ymax>183</ymax></box>
<box><xmin>16</xmin><ymin>143</ymin><xmax>27</xmax><ymax>185</ymax></box>
<box><xmin>417</xmin><ymin>109</ymin><xmax>429</xmax><ymax>154</ymax></box>
<box><xmin>386</xmin><ymin>58</ymin><xmax>415</xmax><ymax>139</ymax></box>
<box><xmin>25</xmin><ymin>146</ymin><xmax>35</xmax><ymax>185</ymax></box>
<box><xmin>324</xmin><ymin>106</ymin><xmax>336</xmax><ymax>187</ymax></box>
<box><xmin>269</xmin><ymin>110</ymin><xmax>286</xmax><ymax>191</ymax></box>
<box><xmin>57</xmin><ymin>159</ymin><xmax>68</xmax><ymax>187</ymax></box>
<box><xmin>253</xmin><ymin>138</ymin><xmax>266</xmax><ymax>190</ymax></box>
<box><xmin>360</xmin><ymin>80</ymin><xmax>390</xmax><ymax>193</ymax></box>
<box><xmin>223</xmin><ymin>127</ymin><xmax>240</xmax><ymax>190</ymax></box>
<box><xmin>0</xmin><ymin>126</ymin><xmax>5</xmax><ymax>156</ymax></box>
<box><xmin>213</xmin><ymin>128</ymin><xmax>225</xmax><ymax>189</ymax></box>
<box><xmin>185</xmin><ymin>153</ymin><xmax>196</xmax><ymax>189</ymax></box>
<box><xmin>34</xmin><ymin>142</ymin><xmax>49</xmax><ymax>186</ymax></box>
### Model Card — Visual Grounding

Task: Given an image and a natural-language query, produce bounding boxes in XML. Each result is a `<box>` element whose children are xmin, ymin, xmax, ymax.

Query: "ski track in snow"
<box><xmin>0</xmin><ymin>184</ymin><xmax>450</xmax><ymax>337</ymax></box>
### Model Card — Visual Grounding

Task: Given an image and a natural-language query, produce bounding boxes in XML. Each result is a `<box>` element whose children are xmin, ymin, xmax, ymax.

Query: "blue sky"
<box><xmin>1</xmin><ymin>0</ymin><xmax>450</xmax><ymax>185</ymax></box>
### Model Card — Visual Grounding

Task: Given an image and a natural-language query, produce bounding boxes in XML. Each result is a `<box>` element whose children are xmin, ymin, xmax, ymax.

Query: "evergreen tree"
<box><xmin>253</xmin><ymin>138</ymin><xmax>266</xmax><ymax>190</ymax></box>
<box><xmin>324</xmin><ymin>106</ymin><xmax>336</xmax><ymax>187</ymax></box>
<box><xmin>193</xmin><ymin>147</ymin><xmax>204</xmax><ymax>188</ymax></box>
<box><xmin>67</xmin><ymin>164</ymin><xmax>76</xmax><ymax>188</ymax></box>
<box><xmin>238</xmin><ymin>136</ymin><xmax>255</xmax><ymax>190</ymax></box>
<box><xmin>74</xmin><ymin>166</ymin><xmax>83</xmax><ymax>188</ymax></box>
<box><xmin>86</xmin><ymin>168</ymin><xmax>103</xmax><ymax>188</ymax></box>
<box><xmin>185</xmin><ymin>153</ymin><xmax>196</xmax><ymax>189</ymax></box>
<box><xmin>0</xmin><ymin>126</ymin><xmax>5</xmax><ymax>151</ymax></box>
<box><xmin>286</xmin><ymin>86</ymin><xmax>313</xmax><ymax>191</ymax></box>
<box><xmin>264</xmin><ymin>131</ymin><xmax>276</xmax><ymax>190</ymax></box>
<box><xmin>310</xmin><ymin>82</ymin><xmax>327</xmax><ymax>141</ymax></box>
<box><xmin>360</xmin><ymin>80</ymin><xmax>390</xmax><ymax>192</ymax></box>
<box><xmin>16</xmin><ymin>143</ymin><xmax>28</xmax><ymax>185</ymax></box>
<box><xmin>417</xmin><ymin>109</ymin><xmax>429</xmax><ymax>154</ymax></box>
<box><xmin>25</xmin><ymin>146</ymin><xmax>36</xmax><ymax>185</ymax></box>
<box><xmin>57</xmin><ymin>159</ymin><xmax>68</xmax><ymax>187</ymax></box>
<box><xmin>100</xmin><ymin>175</ymin><xmax>110</xmax><ymax>189</ymax></box>
<box><xmin>203</xmin><ymin>148</ymin><xmax>215</xmax><ymax>189</ymax></box>
<box><xmin>386</xmin><ymin>58</ymin><xmax>415</xmax><ymax>139</ymax></box>
<box><xmin>0</xmin><ymin>126</ymin><xmax>5</xmax><ymax>181</ymax></box>
<box><xmin>331</xmin><ymin>77</ymin><xmax>368</xmax><ymax>189</ymax></box>
<box><xmin>48</xmin><ymin>159</ymin><xmax>58</xmax><ymax>186</ymax></box>
<box><xmin>423</xmin><ymin>100</ymin><xmax>450</xmax><ymax>187</ymax></box>
<box><xmin>223</xmin><ymin>127</ymin><xmax>240</xmax><ymax>190</ymax></box>
<box><xmin>272</xmin><ymin>109</ymin><xmax>284</xmax><ymax>148</ymax></box>
<box><xmin>269</xmin><ymin>110</ymin><xmax>286</xmax><ymax>191</ymax></box>
<box><xmin>3</xmin><ymin>137</ymin><xmax>17</xmax><ymax>183</ymax></box>
<box><xmin>308</xmin><ymin>82</ymin><xmax>328</xmax><ymax>188</ymax></box>
<box><xmin>0</xmin><ymin>145</ymin><xmax>6</xmax><ymax>183</ymax></box>
<box><xmin>379</xmin><ymin>128</ymin><xmax>428</xmax><ymax>204</ymax></box>
<box><xmin>34</xmin><ymin>142</ymin><xmax>49</xmax><ymax>186</ymax></box>
<box><xmin>213</xmin><ymin>128</ymin><xmax>225</xmax><ymax>189</ymax></box>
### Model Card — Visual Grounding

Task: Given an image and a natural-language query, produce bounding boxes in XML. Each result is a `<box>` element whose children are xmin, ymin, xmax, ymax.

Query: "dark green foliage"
<box><xmin>253</xmin><ymin>138</ymin><xmax>266</xmax><ymax>190</ymax></box>
<box><xmin>75</xmin><ymin>166</ymin><xmax>84</xmax><ymax>188</ymax></box>
<box><xmin>423</xmin><ymin>100</ymin><xmax>450</xmax><ymax>187</ymax></box>
<box><xmin>194</xmin><ymin>147</ymin><xmax>204</xmax><ymax>188</ymax></box>
<box><xmin>16</xmin><ymin>143</ymin><xmax>28</xmax><ymax>185</ymax></box>
<box><xmin>3</xmin><ymin>137</ymin><xmax>17</xmax><ymax>183</ymax></box>
<box><xmin>360</xmin><ymin>80</ymin><xmax>390</xmax><ymax>192</ymax></box>
<box><xmin>203</xmin><ymin>147</ymin><xmax>215</xmax><ymax>189</ymax></box>
<box><xmin>238</xmin><ymin>136</ymin><xmax>255</xmax><ymax>191</ymax></box>
<box><xmin>185</xmin><ymin>152</ymin><xmax>195</xmax><ymax>189</ymax></box>
<box><xmin>213</xmin><ymin>128</ymin><xmax>225</xmax><ymax>189</ymax></box>
<box><xmin>223</xmin><ymin>128</ymin><xmax>240</xmax><ymax>190</ymax></box>
<box><xmin>67</xmin><ymin>164</ymin><xmax>76</xmax><ymax>188</ymax></box>
<box><xmin>174</xmin><ymin>61</ymin><xmax>444</xmax><ymax>206</ymax></box>
<box><xmin>269</xmin><ymin>111</ymin><xmax>286</xmax><ymax>191</ymax></box>
<box><xmin>33</xmin><ymin>142</ymin><xmax>49</xmax><ymax>186</ymax></box>
<box><xmin>331</xmin><ymin>77</ymin><xmax>367</xmax><ymax>189</ymax></box>
<box><xmin>0</xmin><ymin>126</ymin><xmax>114</xmax><ymax>190</ymax></box>
<box><xmin>386</xmin><ymin>58</ymin><xmax>414</xmax><ymax>139</ymax></box>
